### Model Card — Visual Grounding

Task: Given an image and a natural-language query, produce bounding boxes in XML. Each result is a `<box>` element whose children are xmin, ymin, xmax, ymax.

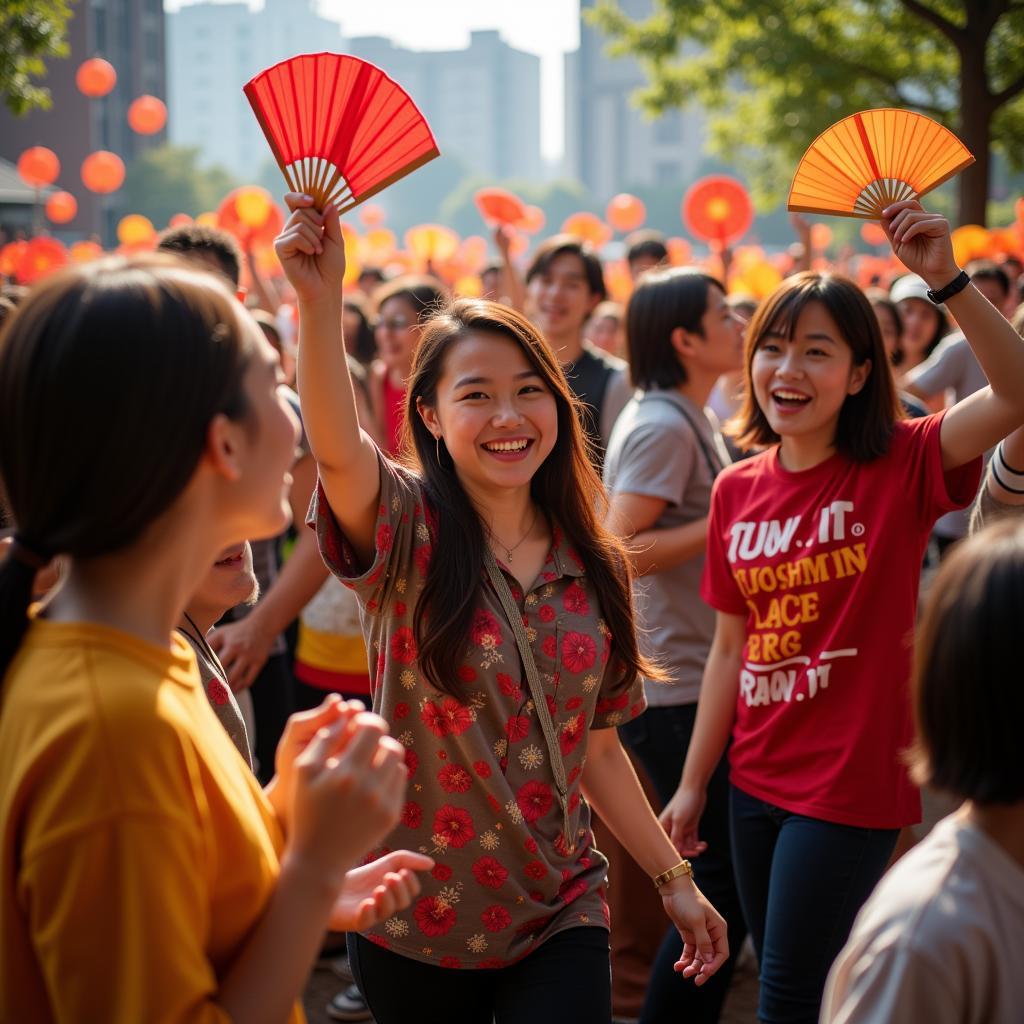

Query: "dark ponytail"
<box><xmin>0</xmin><ymin>255</ymin><xmax>254</xmax><ymax>684</ymax></box>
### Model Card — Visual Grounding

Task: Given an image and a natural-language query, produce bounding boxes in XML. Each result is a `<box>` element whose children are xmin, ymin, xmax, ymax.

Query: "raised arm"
<box><xmin>276</xmin><ymin>194</ymin><xmax>380</xmax><ymax>564</ymax></box>
<box><xmin>882</xmin><ymin>201</ymin><xmax>1024</xmax><ymax>470</ymax></box>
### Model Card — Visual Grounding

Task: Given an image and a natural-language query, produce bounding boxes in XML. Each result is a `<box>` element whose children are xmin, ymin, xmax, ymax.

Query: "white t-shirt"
<box><xmin>822</xmin><ymin>809</ymin><xmax>1024</xmax><ymax>1024</ymax></box>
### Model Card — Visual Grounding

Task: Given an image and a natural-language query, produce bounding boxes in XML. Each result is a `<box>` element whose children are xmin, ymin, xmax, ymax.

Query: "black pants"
<box><xmin>349</xmin><ymin>927</ymin><xmax>612</xmax><ymax>1024</ymax></box>
<box><xmin>619</xmin><ymin>703</ymin><xmax>747</xmax><ymax>1024</ymax></box>
<box><xmin>249</xmin><ymin>652</ymin><xmax>295</xmax><ymax>784</ymax></box>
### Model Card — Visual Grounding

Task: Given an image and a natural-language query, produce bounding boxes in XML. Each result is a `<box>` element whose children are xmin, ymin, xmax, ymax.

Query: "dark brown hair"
<box><xmin>372</xmin><ymin>275</ymin><xmax>448</xmax><ymax>324</ymax></box>
<box><xmin>909</xmin><ymin>520</ymin><xmax>1024</xmax><ymax>803</ymax></box>
<box><xmin>730</xmin><ymin>271</ymin><xmax>902</xmax><ymax>462</ymax></box>
<box><xmin>404</xmin><ymin>298</ymin><xmax>659</xmax><ymax>699</ymax></box>
<box><xmin>626</xmin><ymin>268</ymin><xmax>723</xmax><ymax>390</ymax></box>
<box><xmin>157</xmin><ymin>224</ymin><xmax>242</xmax><ymax>287</ymax></box>
<box><xmin>525</xmin><ymin>235</ymin><xmax>607</xmax><ymax>300</ymax></box>
<box><xmin>0</xmin><ymin>255</ymin><xmax>254</xmax><ymax>680</ymax></box>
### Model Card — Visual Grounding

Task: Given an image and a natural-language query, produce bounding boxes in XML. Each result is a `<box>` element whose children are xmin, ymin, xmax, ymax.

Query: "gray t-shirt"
<box><xmin>603</xmin><ymin>389</ymin><xmax>730</xmax><ymax>706</ymax></box>
<box><xmin>906</xmin><ymin>333</ymin><xmax>989</xmax><ymax>540</ymax></box>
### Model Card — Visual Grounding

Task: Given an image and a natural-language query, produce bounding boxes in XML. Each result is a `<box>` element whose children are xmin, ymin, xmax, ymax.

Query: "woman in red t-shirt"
<box><xmin>660</xmin><ymin>200</ymin><xmax>1024</xmax><ymax>1024</ymax></box>
<box><xmin>276</xmin><ymin>193</ymin><xmax>728</xmax><ymax>1024</ymax></box>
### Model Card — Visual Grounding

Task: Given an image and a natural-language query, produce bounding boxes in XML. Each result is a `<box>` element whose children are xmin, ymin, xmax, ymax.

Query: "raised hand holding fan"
<box><xmin>244</xmin><ymin>52</ymin><xmax>440</xmax><ymax>213</ymax></box>
<box><xmin>788</xmin><ymin>109</ymin><xmax>974</xmax><ymax>220</ymax></box>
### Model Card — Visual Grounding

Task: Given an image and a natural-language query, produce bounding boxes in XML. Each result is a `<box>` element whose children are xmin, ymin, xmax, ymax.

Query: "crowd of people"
<box><xmin>0</xmin><ymin>189</ymin><xmax>1022</xmax><ymax>1024</ymax></box>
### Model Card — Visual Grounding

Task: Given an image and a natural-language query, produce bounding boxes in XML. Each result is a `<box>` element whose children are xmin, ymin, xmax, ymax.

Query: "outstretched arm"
<box><xmin>882</xmin><ymin>200</ymin><xmax>1024</xmax><ymax>470</ymax></box>
<box><xmin>277</xmin><ymin>194</ymin><xmax>380</xmax><ymax>565</ymax></box>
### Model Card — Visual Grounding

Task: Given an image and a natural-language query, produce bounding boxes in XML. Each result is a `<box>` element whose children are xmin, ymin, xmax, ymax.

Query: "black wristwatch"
<box><xmin>926</xmin><ymin>270</ymin><xmax>970</xmax><ymax>305</ymax></box>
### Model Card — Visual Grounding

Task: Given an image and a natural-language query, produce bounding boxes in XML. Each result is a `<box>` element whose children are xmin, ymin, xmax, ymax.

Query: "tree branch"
<box><xmin>897</xmin><ymin>0</ymin><xmax>964</xmax><ymax>45</ymax></box>
<box><xmin>993</xmin><ymin>72</ymin><xmax>1024</xmax><ymax>108</ymax></box>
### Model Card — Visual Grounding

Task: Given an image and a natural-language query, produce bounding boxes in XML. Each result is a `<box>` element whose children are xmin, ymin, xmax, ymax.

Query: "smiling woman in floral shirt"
<box><xmin>277</xmin><ymin>193</ymin><xmax>728</xmax><ymax>1024</ymax></box>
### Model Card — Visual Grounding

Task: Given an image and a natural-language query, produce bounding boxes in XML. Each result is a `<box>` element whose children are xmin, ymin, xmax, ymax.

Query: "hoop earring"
<box><xmin>435</xmin><ymin>435</ymin><xmax>443</xmax><ymax>468</ymax></box>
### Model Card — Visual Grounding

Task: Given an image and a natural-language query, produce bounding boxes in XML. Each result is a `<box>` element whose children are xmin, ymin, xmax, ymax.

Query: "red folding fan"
<box><xmin>244</xmin><ymin>52</ymin><xmax>440</xmax><ymax>213</ymax></box>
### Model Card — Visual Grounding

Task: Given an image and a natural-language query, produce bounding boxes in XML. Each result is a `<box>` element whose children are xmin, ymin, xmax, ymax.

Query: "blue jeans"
<box><xmin>619</xmin><ymin>703</ymin><xmax>747</xmax><ymax>1024</ymax></box>
<box><xmin>729</xmin><ymin>784</ymin><xmax>898</xmax><ymax>1024</ymax></box>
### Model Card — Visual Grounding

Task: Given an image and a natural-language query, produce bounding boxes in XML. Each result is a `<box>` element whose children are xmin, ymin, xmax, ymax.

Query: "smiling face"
<box><xmin>526</xmin><ymin>251</ymin><xmax>601</xmax><ymax>350</ymax></box>
<box><xmin>418</xmin><ymin>330</ymin><xmax>559</xmax><ymax>498</ymax></box>
<box><xmin>685</xmin><ymin>284</ymin><xmax>746</xmax><ymax>377</ymax></box>
<box><xmin>751</xmin><ymin>300</ymin><xmax>871</xmax><ymax>451</ymax></box>
<box><xmin>896</xmin><ymin>297</ymin><xmax>940</xmax><ymax>361</ymax></box>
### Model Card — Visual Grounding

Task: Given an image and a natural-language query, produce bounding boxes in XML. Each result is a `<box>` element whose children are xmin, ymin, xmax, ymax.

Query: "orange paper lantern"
<box><xmin>76</xmin><ymin>58</ymin><xmax>117</xmax><ymax>98</ymax></box>
<box><xmin>45</xmin><ymin>191</ymin><xmax>78</xmax><ymax>224</ymax></box>
<box><xmin>810</xmin><ymin>223</ymin><xmax>833</xmax><ymax>251</ymax></box>
<box><xmin>0</xmin><ymin>241</ymin><xmax>28</xmax><ymax>276</ymax></box>
<box><xmin>519</xmin><ymin>205</ymin><xmax>546</xmax><ymax>234</ymax></box>
<box><xmin>117</xmin><ymin>214</ymin><xmax>156</xmax><ymax>247</ymax></box>
<box><xmin>196</xmin><ymin>212</ymin><xmax>219</xmax><ymax>228</ymax></box>
<box><xmin>15</xmin><ymin>237</ymin><xmax>68</xmax><ymax>285</ymax></box>
<box><xmin>606</xmin><ymin>193</ymin><xmax>646</xmax><ymax>233</ymax></box>
<box><xmin>667</xmin><ymin>237</ymin><xmax>692</xmax><ymax>266</ymax></box>
<box><xmin>217</xmin><ymin>187</ymin><xmax>283</xmax><ymax>247</ymax></box>
<box><xmin>561</xmin><ymin>212</ymin><xmax>612</xmax><ymax>249</ymax></box>
<box><xmin>81</xmin><ymin>151</ymin><xmax>125</xmax><ymax>194</ymax></box>
<box><xmin>860</xmin><ymin>222</ymin><xmax>888</xmax><ymax>247</ymax></box>
<box><xmin>951</xmin><ymin>224</ymin><xmax>990</xmax><ymax>266</ymax></box>
<box><xmin>70</xmin><ymin>240</ymin><xmax>104</xmax><ymax>263</ymax></box>
<box><xmin>683</xmin><ymin>176</ymin><xmax>753</xmax><ymax>247</ymax></box>
<box><xmin>17</xmin><ymin>146</ymin><xmax>60</xmax><ymax>188</ymax></box>
<box><xmin>127</xmin><ymin>95</ymin><xmax>167</xmax><ymax>135</ymax></box>
<box><xmin>475</xmin><ymin>187</ymin><xmax>527</xmax><ymax>227</ymax></box>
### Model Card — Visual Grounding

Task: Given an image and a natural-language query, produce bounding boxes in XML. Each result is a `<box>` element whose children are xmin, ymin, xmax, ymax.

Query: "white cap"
<box><xmin>889</xmin><ymin>274</ymin><xmax>932</xmax><ymax>306</ymax></box>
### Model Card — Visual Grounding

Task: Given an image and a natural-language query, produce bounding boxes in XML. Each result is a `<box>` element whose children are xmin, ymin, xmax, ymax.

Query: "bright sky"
<box><xmin>166</xmin><ymin>0</ymin><xmax>580</xmax><ymax>161</ymax></box>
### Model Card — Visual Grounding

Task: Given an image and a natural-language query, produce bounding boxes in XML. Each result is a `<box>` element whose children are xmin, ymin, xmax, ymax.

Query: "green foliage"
<box><xmin>589</xmin><ymin>0</ymin><xmax>1024</xmax><ymax>217</ymax></box>
<box><xmin>120</xmin><ymin>145</ymin><xmax>237</xmax><ymax>228</ymax></box>
<box><xmin>0</xmin><ymin>0</ymin><xmax>72</xmax><ymax>115</ymax></box>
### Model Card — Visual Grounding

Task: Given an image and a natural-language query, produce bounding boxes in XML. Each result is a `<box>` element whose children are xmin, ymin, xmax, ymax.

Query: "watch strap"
<box><xmin>926</xmin><ymin>270</ymin><xmax>970</xmax><ymax>305</ymax></box>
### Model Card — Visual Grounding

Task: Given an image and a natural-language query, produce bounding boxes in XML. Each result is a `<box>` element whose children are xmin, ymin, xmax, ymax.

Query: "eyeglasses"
<box><xmin>377</xmin><ymin>316</ymin><xmax>412</xmax><ymax>332</ymax></box>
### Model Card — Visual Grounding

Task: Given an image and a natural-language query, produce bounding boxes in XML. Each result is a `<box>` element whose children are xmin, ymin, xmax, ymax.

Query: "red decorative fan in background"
<box><xmin>475</xmin><ymin>187</ymin><xmax>526</xmax><ymax>226</ymax></box>
<box><xmin>683</xmin><ymin>176</ymin><xmax>753</xmax><ymax>247</ymax></box>
<box><xmin>244</xmin><ymin>52</ymin><xmax>440</xmax><ymax>213</ymax></box>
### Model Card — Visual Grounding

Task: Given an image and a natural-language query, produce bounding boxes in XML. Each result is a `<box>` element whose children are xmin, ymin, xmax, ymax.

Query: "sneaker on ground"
<box><xmin>326</xmin><ymin>984</ymin><xmax>372</xmax><ymax>1022</ymax></box>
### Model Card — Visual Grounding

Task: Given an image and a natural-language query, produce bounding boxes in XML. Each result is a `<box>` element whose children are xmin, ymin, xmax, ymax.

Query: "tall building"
<box><xmin>565</xmin><ymin>0</ymin><xmax>705</xmax><ymax>200</ymax></box>
<box><xmin>344</xmin><ymin>31</ymin><xmax>542</xmax><ymax>184</ymax></box>
<box><xmin>0</xmin><ymin>0</ymin><xmax>167</xmax><ymax>240</ymax></box>
<box><xmin>167</xmin><ymin>0</ymin><xmax>345</xmax><ymax>179</ymax></box>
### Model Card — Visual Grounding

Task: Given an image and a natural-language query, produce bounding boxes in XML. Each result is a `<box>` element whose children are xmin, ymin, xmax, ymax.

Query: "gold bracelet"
<box><xmin>653</xmin><ymin>860</ymin><xmax>693</xmax><ymax>889</ymax></box>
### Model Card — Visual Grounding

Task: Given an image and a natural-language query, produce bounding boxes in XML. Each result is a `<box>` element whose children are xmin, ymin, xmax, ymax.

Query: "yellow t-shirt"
<box><xmin>0</xmin><ymin>620</ymin><xmax>305</xmax><ymax>1024</ymax></box>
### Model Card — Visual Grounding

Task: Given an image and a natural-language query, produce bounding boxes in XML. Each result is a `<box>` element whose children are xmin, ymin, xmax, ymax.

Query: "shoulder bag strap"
<box><xmin>483</xmin><ymin>549</ymin><xmax>574</xmax><ymax>851</ymax></box>
<box><xmin>640</xmin><ymin>393</ymin><xmax>725</xmax><ymax>481</ymax></box>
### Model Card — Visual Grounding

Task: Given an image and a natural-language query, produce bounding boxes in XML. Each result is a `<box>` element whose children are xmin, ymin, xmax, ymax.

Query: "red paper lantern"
<box><xmin>860</xmin><ymin>222</ymin><xmax>888</xmax><ymax>247</ymax></box>
<box><xmin>168</xmin><ymin>213</ymin><xmax>193</xmax><ymax>228</ymax></box>
<box><xmin>15</xmin><ymin>237</ymin><xmax>68</xmax><ymax>285</ymax></box>
<box><xmin>0</xmin><ymin>242</ymin><xmax>28</xmax><ymax>276</ymax></box>
<box><xmin>76</xmin><ymin>58</ymin><xmax>117</xmax><ymax>99</ymax></box>
<box><xmin>682</xmin><ymin>176</ymin><xmax>753</xmax><ymax>247</ymax></box>
<box><xmin>475</xmin><ymin>187</ymin><xmax>527</xmax><ymax>227</ymax></box>
<box><xmin>17</xmin><ymin>147</ymin><xmax>60</xmax><ymax>188</ymax></box>
<box><xmin>561</xmin><ymin>212</ymin><xmax>612</xmax><ymax>249</ymax></box>
<box><xmin>45</xmin><ymin>191</ymin><xmax>78</xmax><ymax>224</ymax></box>
<box><xmin>606</xmin><ymin>193</ymin><xmax>646</xmax><ymax>233</ymax></box>
<box><xmin>127</xmin><ymin>95</ymin><xmax>167</xmax><ymax>135</ymax></box>
<box><xmin>81</xmin><ymin>151</ymin><xmax>125</xmax><ymax>194</ymax></box>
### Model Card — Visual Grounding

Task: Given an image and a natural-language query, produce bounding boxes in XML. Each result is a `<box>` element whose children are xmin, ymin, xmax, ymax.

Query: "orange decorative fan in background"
<box><xmin>475</xmin><ymin>187</ymin><xmax>526</xmax><ymax>227</ymax></box>
<box><xmin>561</xmin><ymin>212</ymin><xmax>612</xmax><ymax>249</ymax></box>
<box><xmin>244</xmin><ymin>52</ymin><xmax>440</xmax><ymax>214</ymax></box>
<box><xmin>788</xmin><ymin>109</ymin><xmax>974</xmax><ymax>220</ymax></box>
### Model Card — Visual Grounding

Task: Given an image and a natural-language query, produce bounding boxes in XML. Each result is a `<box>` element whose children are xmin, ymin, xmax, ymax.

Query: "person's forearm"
<box><xmin>988</xmin><ymin>425</ymin><xmax>1024</xmax><ymax>506</ymax></box>
<box><xmin>628</xmin><ymin>518</ymin><xmax>707</xmax><ymax>576</ymax></box>
<box><xmin>679</xmin><ymin>645</ymin><xmax>741</xmax><ymax>790</ymax></box>
<box><xmin>247</xmin><ymin>531</ymin><xmax>329</xmax><ymax>640</ymax></box>
<box><xmin>581</xmin><ymin>734</ymin><xmax>682</xmax><ymax>878</ymax></box>
<box><xmin>218</xmin><ymin>852</ymin><xmax>343</xmax><ymax>1023</ymax></box>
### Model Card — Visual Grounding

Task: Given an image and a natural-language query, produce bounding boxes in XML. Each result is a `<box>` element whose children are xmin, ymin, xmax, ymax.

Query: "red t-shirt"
<box><xmin>701</xmin><ymin>414</ymin><xmax>981</xmax><ymax>828</ymax></box>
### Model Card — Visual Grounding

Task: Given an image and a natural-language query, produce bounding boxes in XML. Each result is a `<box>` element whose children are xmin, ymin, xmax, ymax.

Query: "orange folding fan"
<box><xmin>244</xmin><ymin>53</ymin><xmax>440</xmax><ymax>213</ymax></box>
<box><xmin>788</xmin><ymin>109</ymin><xmax>974</xmax><ymax>220</ymax></box>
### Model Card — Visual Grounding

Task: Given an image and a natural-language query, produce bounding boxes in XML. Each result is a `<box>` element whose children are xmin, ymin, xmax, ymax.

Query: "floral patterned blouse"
<box><xmin>309</xmin><ymin>453</ymin><xmax>646</xmax><ymax>968</ymax></box>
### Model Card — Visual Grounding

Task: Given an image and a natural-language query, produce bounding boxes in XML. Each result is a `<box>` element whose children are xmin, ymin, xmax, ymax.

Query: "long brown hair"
<box><xmin>404</xmin><ymin>298</ymin><xmax>659</xmax><ymax>699</ymax></box>
<box><xmin>730</xmin><ymin>272</ymin><xmax>902</xmax><ymax>461</ymax></box>
<box><xmin>0</xmin><ymin>255</ymin><xmax>254</xmax><ymax>682</ymax></box>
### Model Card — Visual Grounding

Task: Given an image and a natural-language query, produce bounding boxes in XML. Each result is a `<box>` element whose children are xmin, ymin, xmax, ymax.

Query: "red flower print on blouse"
<box><xmin>401</xmin><ymin>801</ymin><xmax>422</xmax><ymax>829</ymax></box>
<box><xmin>376</xmin><ymin>523</ymin><xmax>393</xmax><ymax>554</ymax></box>
<box><xmin>367</xmin><ymin>934</ymin><xmax>391</xmax><ymax>949</ymax></box>
<box><xmin>565</xmin><ymin>695</ymin><xmax>583</xmax><ymax>711</ymax></box>
<box><xmin>560</xmin><ymin>713</ymin><xmax>585</xmax><ymax>756</ymax></box>
<box><xmin>545</xmin><ymin>694</ymin><xmax>558</xmax><ymax>717</ymax></box>
<box><xmin>440</xmin><ymin>697</ymin><xmax>474</xmax><ymax>736</ymax></box>
<box><xmin>394</xmin><ymin>600</ymin><xmax>407</xmax><ymax>616</ymax></box>
<box><xmin>481</xmin><ymin>904</ymin><xmax>512</xmax><ymax>932</ymax></box>
<box><xmin>433</xmin><ymin>805</ymin><xmax>475</xmax><ymax>848</ymax></box>
<box><xmin>472</xmin><ymin>856</ymin><xmax>509</xmax><ymax>889</ymax></box>
<box><xmin>474</xmin><ymin>760</ymin><xmax>492</xmax><ymax>778</ymax></box>
<box><xmin>517</xmin><ymin>780</ymin><xmax>554</xmax><ymax>823</ymax></box>
<box><xmin>440</xmin><ymin>956</ymin><xmax>462</xmax><ymax>969</ymax></box>
<box><xmin>562</xmin><ymin>631</ymin><xmax>597</xmax><ymax>673</ymax></box>
<box><xmin>394</xmin><ymin>702</ymin><xmax>410</xmax><ymax>719</ymax></box>
<box><xmin>497</xmin><ymin>672</ymin><xmax>522</xmax><ymax>701</ymax></box>
<box><xmin>558</xmin><ymin>876</ymin><xmax>588</xmax><ymax>905</ymax></box>
<box><xmin>471</xmin><ymin>608</ymin><xmax>503</xmax><ymax>646</ymax></box>
<box><xmin>414</xmin><ymin>896</ymin><xmax>457</xmax><ymax>937</ymax></box>
<box><xmin>505</xmin><ymin>715</ymin><xmax>530</xmax><ymax>742</ymax></box>
<box><xmin>476</xmin><ymin>957</ymin><xmax>506</xmax><ymax>970</ymax></box>
<box><xmin>458</xmin><ymin>664</ymin><xmax>477</xmax><ymax>683</ymax></box>
<box><xmin>432</xmin><ymin>863</ymin><xmax>453</xmax><ymax>882</ymax></box>
<box><xmin>376</xmin><ymin>650</ymin><xmax>386</xmax><ymax>678</ymax></box>
<box><xmin>421</xmin><ymin>701</ymin><xmax>448</xmax><ymax>737</ymax></box>
<box><xmin>207</xmin><ymin>678</ymin><xmax>230</xmax><ymax>706</ymax></box>
<box><xmin>390</xmin><ymin>626</ymin><xmax>418</xmax><ymax>665</ymax></box>
<box><xmin>562</xmin><ymin>583</ymin><xmax>590</xmax><ymax>616</ymax></box>
<box><xmin>524</xmin><ymin>859</ymin><xmax>548</xmax><ymax>880</ymax></box>
<box><xmin>538</xmin><ymin>604</ymin><xmax>556</xmax><ymax>623</ymax></box>
<box><xmin>404</xmin><ymin>749</ymin><xmax>419</xmax><ymax>776</ymax></box>
<box><xmin>439</xmin><ymin>764</ymin><xmax>473</xmax><ymax>794</ymax></box>
<box><xmin>595</xmin><ymin>691</ymin><xmax>629</xmax><ymax>715</ymax></box>
<box><xmin>414</xmin><ymin>543</ymin><xmax>432</xmax><ymax>577</ymax></box>
<box><xmin>524</xmin><ymin>836</ymin><xmax>538</xmax><ymax>854</ymax></box>
<box><xmin>541</xmin><ymin>635</ymin><xmax>557</xmax><ymax>658</ymax></box>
